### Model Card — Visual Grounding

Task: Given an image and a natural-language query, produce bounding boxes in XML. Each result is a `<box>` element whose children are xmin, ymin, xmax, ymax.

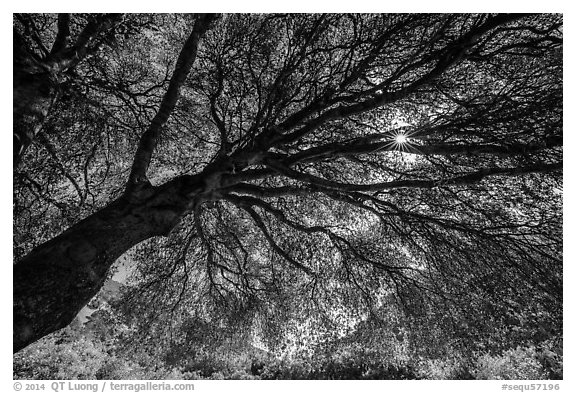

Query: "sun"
<box><xmin>387</xmin><ymin>130</ymin><xmax>417</xmax><ymax>156</ymax></box>
<box><xmin>395</xmin><ymin>134</ymin><xmax>408</xmax><ymax>144</ymax></box>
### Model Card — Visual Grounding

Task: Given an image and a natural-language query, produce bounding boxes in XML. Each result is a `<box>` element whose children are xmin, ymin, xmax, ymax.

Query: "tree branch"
<box><xmin>210</xmin><ymin>63</ymin><xmax>229</xmax><ymax>156</ymax></box>
<box><xmin>50</xmin><ymin>13</ymin><xmax>71</xmax><ymax>57</ymax></box>
<box><xmin>50</xmin><ymin>14</ymin><xmax>123</xmax><ymax>70</ymax></box>
<box><xmin>265</xmin><ymin>159</ymin><xmax>562</xmax><ymax>193</ymax></box>
<box><xmin>281</xmin><ymin>134</ymin><xmax>563</xmax><ymax>165</ymax></box>
<box><xmin>236</xmin><ymin>203</ymin><xmax>314</xmax><ymax>276</ymax></box>
<box><xmin>271</xmin><ymin>14</ymin><xmax>527</xmax><ymax>148</ymax></box>
<box><xmin>127</xmin><ymin>14</ymin><xmax>217</xmax><ymax>192</ymax></box>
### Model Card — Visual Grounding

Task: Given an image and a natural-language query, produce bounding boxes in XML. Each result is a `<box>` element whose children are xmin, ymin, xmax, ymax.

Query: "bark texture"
<box><xmin>13</xmin><ymin>177</ymin><xmax>201</xmax><ymax>352</ymax></box>
<box><xmin>14</xmin><ymin>13</ymin><xmax>218</xmax><ymax>353</ymax></box>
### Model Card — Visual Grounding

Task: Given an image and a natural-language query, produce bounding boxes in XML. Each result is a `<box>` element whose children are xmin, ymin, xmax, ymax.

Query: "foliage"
<box><xmin>14</xmin><ymin>281</ymin><xmax>561</xmax><ymax>380</ymax></box>
<box><xmin>13</xmin><ymin>315</ymin><xmax>562</xmax><ymax>380</ymax></box>
<box><xmin>14</xmin><ymin>328</ymin><xmax>107</xmax><ymax>380</ymax></box>
<box><xmin>472</xmin><ymin>345</ymin><xmax>549</xmax><ymax>380</ymax></box>
<box><xmin>13</xmin><ymin>12</ymin><xmax>562</xmax><ymax>375</ymax></box>
<box><xmin>13</xmin><ymin>324</ymin><xmax>195</xmax><ymax>380</ymax></box>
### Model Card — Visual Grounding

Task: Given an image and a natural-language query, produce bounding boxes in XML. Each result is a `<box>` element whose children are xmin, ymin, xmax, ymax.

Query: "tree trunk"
<box><xmin>13</xmin><ymin>68</ymin><xmax>58</xmax><ymax>167</ymax></box>
<box><xmin>13</xmin><ymin>177</ymin><xmax>201</xmax><ymax>352</ymax></box>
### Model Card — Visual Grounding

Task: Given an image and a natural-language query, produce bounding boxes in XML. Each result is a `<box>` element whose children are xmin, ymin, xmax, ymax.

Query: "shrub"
<box><xmin>535</xmin><ymin>339</ymin><xmax>563</xmax><ymax>380</ymax></box>
<box><xmin>415</xmin><ymin>355</ymin><xmax>474</xmax><ymax>380</ymax></box>
<box><xmin>473</xmin><ymin>346</ymin><xmax>547</xmax><ymax>380</ymax></box>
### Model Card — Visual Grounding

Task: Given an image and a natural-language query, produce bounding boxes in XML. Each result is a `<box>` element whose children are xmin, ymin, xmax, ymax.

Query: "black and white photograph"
<box><xmin>11</xmin><ymin>8</ymin><xmax>565</xmax><ymax>388</ymax></box>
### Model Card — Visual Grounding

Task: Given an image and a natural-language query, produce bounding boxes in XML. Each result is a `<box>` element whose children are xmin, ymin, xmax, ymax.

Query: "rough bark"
<box><xmin>14</xmin><ymin>14</ymin><xmax>219</xmax><ymax>352</ymax></box>
<box><xmin>13</xmin><ymin>176</ymin><xmax>202</xmax><ymax>352</ymax></box>
<box><xmin>13</xmin><ymin>62</ymin><xmax>58</xmax><ymax>167</ymax></box>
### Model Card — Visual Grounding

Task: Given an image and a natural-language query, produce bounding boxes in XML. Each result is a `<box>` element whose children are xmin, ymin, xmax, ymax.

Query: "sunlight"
<box><xmin>395</xmin><ymin>134</ymin><xmax>408</xmax><ymax>144</ymax></box>
<box><xmin>385</xmin><ymin>128</ymin><xmax>419</xmax><ymax>163</ymax></box>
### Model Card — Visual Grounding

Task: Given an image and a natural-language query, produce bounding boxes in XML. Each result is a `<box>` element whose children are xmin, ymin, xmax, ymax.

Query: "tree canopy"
<box><xmin>13</xmin><ymin>13</ymin><xmax>562</xmax><ymax>358</ymax></box>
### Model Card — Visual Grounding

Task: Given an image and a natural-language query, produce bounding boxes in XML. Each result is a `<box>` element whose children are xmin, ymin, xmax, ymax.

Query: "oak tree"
<box><xmin>13</xmin><ymin>13</ymin><xmax>562</xmax><ymax>353</ymax></box>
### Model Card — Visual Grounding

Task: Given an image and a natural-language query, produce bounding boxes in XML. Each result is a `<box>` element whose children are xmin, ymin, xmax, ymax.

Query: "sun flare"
<box><xmin>395</xmin><ymin>134</ymin><xmax>408</xmax><ymax>144</ymax></box>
